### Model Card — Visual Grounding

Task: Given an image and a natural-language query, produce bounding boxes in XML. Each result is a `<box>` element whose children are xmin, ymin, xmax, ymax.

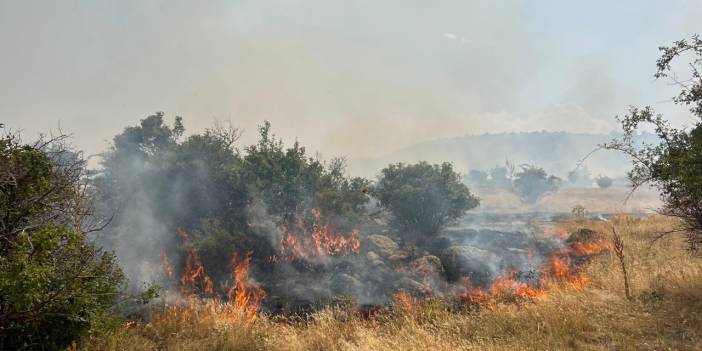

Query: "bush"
<box><xmin>0</xmin><ymin>132</ymin><xmax>125</xmax><ymax>350</ymax></box>
<box><xmin>373</xmin><ymin>162</ymin><xmax>479</xmax><ymax>239</ymax></box>
<box><xmin>513</xmin><ymin>165</ymin><xmax>561</xmax><ymax>203</ymax></box>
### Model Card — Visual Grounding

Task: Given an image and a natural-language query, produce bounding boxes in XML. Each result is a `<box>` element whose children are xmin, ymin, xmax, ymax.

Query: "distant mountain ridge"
<box><xmin>348</xmin><ymin>131</ymin><xmax>658</xmax><ymax>178</ymax></box>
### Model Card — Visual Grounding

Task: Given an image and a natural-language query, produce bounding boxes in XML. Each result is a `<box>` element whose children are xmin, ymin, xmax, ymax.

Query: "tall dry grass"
<box><xmin>75</xmin><ymin>215</ymin><xmax>702</xmax><ymax>350</ymax></box>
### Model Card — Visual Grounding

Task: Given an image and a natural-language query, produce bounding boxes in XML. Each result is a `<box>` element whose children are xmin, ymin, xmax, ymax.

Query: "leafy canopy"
<box><xmin>513</xmin><ymin>164</ymin><xmax>561</xmax><ymax>203</ymax></box>
<box><xmin>0</xmin><ymin>132</ymin><xmax>125</xmax><ymax>350</ymax></box>
<box><xmin>373</xmin><ymin>161</ymin><xmax>479</xmax><ymax>238</ymax></box>
<box><xmin>604</xmin><ymin>34</ymin><xmax>702</xmax><ymax>250</ymax></box>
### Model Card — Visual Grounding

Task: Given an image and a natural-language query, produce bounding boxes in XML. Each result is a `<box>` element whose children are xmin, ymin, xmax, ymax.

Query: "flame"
<box><xmin>177</xmin><ymin>228</ymin><xmax>209</xmax><ymax>296</ymax></box>
<box><xmin>163</xmin><ymin>229</ymin><xmax>265</xmax><ymax>321</ymax></box>
<box><xmin>279</xmin><ymin>208</ymin><xmax>360</xmax><ymax>260</ymax></box>
<box><xmin>542</xmin><ymin>253</ymin><xmax>590</xmax><ymax>289</ymax></box>
<box><xmin>461</xmin><ymin>228</ymin><xmax>612</xmax><ymax>306</ymax></box>
<box><xmin>571</xmin><ymin>241</ymin><xmax>613</xmax><ymax>255</ymax></box>
<box><xmin>392</xmin><ymin>291</ymin><xmax>416</xmax><ymax>312</ymax></box>
<box><xmin>461</xmin><ymin>275</ymin><xmax>546</xmax><ymax>306</ymax></box>
<box><xmin>227</xmin><ymin>252</ymin><xmax>266</xmax><ymax>322</ymax></box>
<box><xmin>161</xmin><ymin>251</ymin><xmax>174</xmax><ymax>278</ymax></box>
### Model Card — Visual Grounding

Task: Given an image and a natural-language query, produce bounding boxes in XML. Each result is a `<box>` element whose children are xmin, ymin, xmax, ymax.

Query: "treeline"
<box><xmin>466</xmin><ymin>162</ymin><xmax>615</xmax><ymax>203</ymax></box>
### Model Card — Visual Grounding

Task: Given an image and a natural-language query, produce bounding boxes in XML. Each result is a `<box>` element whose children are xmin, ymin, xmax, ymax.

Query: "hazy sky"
<box><xmin>1</xmin><ymin>1</ymin><xmax>701</xmax><ymax>159</ymax></box>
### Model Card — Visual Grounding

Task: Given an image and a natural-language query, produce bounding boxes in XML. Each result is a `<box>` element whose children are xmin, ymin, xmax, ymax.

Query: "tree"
<box><xmin>95</xmin><ymin>114</ymin><xmax>264</xmax><ymax>287</ymax></box>
<box><xmin>242</xmin><ymin>121</ymin><xmax>369</xmax><ymax>227</ymax></box>
<box><xmin>95</xmin><ymin>117</ymin><xmax>370</xmax><ymax>296</ymax></box>
<box><xmin>604</xmin><ymin>34</ymin><xmax>702</xmax><ymax>250</ymax></box>
<box><xmin>595</xmin><ymin>175</ymin><xmax>613</xmax><ymax>189</ymax></box>
<box><xmin>0</xmin><ymin>131</ymin><xmax>125</xmax><ymax>350</ymax></box>
<box><xmin>568</xmin><ymin>166</ymin><xmax>592</xmax><ymax>187</ymax></box>
<box><xmin>467</xmin><ymin>169</ymin><xmax>488</xmax><ymax>188</ymax></box>
<box><xmin>513</xmin><ymin>165</ymin><xmax>561</xmax><ymax>203</ymax></box>
<box><xmin>373</xmin><ymin>162</ymin><xmax>479</xmax><ymax>239</ymax></box>
<box><xmin>489</xmin><ymin>163</ymin><xmax>514</xmax><ymax>190</ymax></box>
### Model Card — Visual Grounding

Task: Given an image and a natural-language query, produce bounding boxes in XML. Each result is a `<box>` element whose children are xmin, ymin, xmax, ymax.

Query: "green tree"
<box><xmin>242</xmin><ymin>121</ymin><xmax>369</xmax><ymax>226</ymax></box>
<box><xmin>373</xmin><ymin>162</ymin><xmax>479</xmax><ymax>239</ymax></box>
<box><xmin>604</xmin><ymin>34</ymin><xmax>702</xmax><ymax>250</ymax></box>
<box><xmin>95</xmin><ymin>113</ymin><xmax>257</xmax><ymax>287</ymax></box>
<box><xmin>0</xmin><ymin>132</ymin><xmax>125</xmax><ymax>350</ymax></box>
<box><xmin>513</xmin><ymin>165</ymin><xmax>561</xmax><ymax>203</ymax></box>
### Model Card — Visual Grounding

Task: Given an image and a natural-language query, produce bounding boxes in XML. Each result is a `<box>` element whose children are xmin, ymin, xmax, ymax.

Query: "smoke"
<box><xmin>2</xmin><ymin>1</ymin><xmax>701</xmax><ymax>161</ymax></box>
<box><xmin>5</xmin><ymin>0</ymin><xmax>687</xmax><ymax>311</ymax></box>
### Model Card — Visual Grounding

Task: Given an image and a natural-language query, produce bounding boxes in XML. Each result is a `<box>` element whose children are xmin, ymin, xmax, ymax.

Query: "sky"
<box><xmin>1</xmin><ymin>0</ymin><xmax>701</xmax><ymax>159</ymax></box>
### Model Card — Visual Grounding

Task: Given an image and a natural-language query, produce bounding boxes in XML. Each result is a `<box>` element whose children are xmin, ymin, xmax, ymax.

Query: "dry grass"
<box><xmin>76</xmin><ymin>215</ymin><xmax>702</xmax><ymax>351</ymax></box>
<box><xmin>477</xmin><ymin>186</ymin><xmax>661</xmax><ymax>213</ymax></box>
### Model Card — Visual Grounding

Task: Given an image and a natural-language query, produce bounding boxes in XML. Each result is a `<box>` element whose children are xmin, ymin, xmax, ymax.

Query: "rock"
<box><xmin>366</xmin><ymin>251</ymin><xmax>385</xmax><ymax>267</ymax></box>
<box><xmin>441</xmin><ymin>245</ymin><xmax>500</xmax><ymax>284</ymax></box>
<box><xmin>397</xmin><ymin>277</ymin><xmax>428</xmax><ymax>295</ymax></box>
<box><xmin>334</xmin><ymin>273</ymin><xmax>364</xmax><ymax>294</ymax></box>
<box><xmin>410</xmin><ymin>255</ymin><xmax>444</xmax><ymax>275</ymax></box>
<box><xmin>423</xmin><ymin>236</ymin><xmax>453</xmax><ymax>255</ymax></box>
<box><xmin>366</xmin><ymin>234</ymin><xmax>405</xmax><ymax>259</ymax></box>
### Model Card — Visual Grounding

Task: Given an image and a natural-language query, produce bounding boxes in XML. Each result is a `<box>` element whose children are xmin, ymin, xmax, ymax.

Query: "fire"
<box><xmin>161</xmin><ymin>251</ymin><xmax>174</xmax><ymax>278</ymax></box>
<box><xmin>176</xmin><ymin>228</ymin><xmax>214</xmax><ymax>297</ymax></box>
<box><xmin>392</xmin><ymin>290</ymin><xmax>416</xmax><ymax>312</ymax></box>
<box><xmin>461</xmin><ymin>228</ymin><xmax>611</xmax><ymax>306</ymax></box>
<box><xmin>227</xmin><ymin>252</ymin><xmax>266</xmax><ymax>322</ymax></box>
<box><xmin>461</xmin><ymin>274</ymin><xmax>545</xmax><ymax>306</ymax></box>
<box><xmin>542</xmin><ymin>254</ymin><xmax>590</xmax><ymax>289</ymax></box>
<box><xmin>279</xmin><ymin>208</ymin><xmax>360</xmax><ymax>260</ymax></box>
<box><xmin>162</xmin><ymin>229</ymin><xmax>266</xmax><ymax>322</ymax></box>
<box><xmin>571</xmin><ymin>241</ymin><xmax>613</xmax><ymax>255</ymax></box>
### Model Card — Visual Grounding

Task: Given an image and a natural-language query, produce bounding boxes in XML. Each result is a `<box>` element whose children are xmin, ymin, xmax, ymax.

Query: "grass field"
<box><xmin>74</xmin><ymin>215</ymin><xmax>702</xmax><ymax>351</ymax></box>
<box><xmin>476</xmin><ymin>186</ymin><xmax>662</xmax><ymax>214</ymax></box>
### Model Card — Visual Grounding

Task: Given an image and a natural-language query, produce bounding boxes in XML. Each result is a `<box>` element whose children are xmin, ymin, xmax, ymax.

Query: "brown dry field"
<box><xmin>74</xmin><ymin>214</ymin><xmax>702</xmax><ymax>351</ymax></box>
<box><xmin>477</xmin><ymin>186</ymin><xmax>662</xmax><ymax>214</ymax></box>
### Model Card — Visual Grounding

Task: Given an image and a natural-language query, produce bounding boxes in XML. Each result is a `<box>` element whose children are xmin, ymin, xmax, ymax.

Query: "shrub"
<box><xmin>373</xmin><ymin>162</ymin><xmax>479</xmax><ymax>239</ymax></box>
<box><xmin>513</xmin><ymin>165</ymin><xmax>561</xmax><ymax>203</ymax></box>
<box><xmin>0</xmin><ymin>131</ymin><xmax>125</xmax><ymax>350</ymax></box>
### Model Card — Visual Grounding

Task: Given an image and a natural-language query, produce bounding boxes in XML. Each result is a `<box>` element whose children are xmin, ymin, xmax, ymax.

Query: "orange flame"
<box><xmin>542</xmin><ymin>253</ymin><xmax>590</xmax><ymax>289</ymax></box>
<box><xmin>177</xmin><ymin>228</ymin><xmax>209</xmax><ymax>296</ymax></box>
<box><xmin>461</xmin><ymin>274</ymin><xmax>546</xmax><ymax>306</ymax></box>
<box><xmin>279</xmin><ymin>208</ymin><xmax>360</xmax><ymax>260</ymax></box>
<box><xmin>461</xmin><ymin>227</ymin><xmax>612</xmax><ymax>306</ymax></box>
<box><xmin>227</xmin><ymin>252</ymin><xmax>266</xmax><ymax>322</ymax></box>
<box><xmin>392</xmin><ymin>291</ymin><xmax>416</xmax><ymax>312</ymax></box>
<box><xmin>161</xmin><ymin>251</ymin><xmax>174</xmax><ymax>278</ymax></box>
<box><xmin>571</xmin><ymin>241</ymin><xmax>613</xmax><ymax>255</ymax></box>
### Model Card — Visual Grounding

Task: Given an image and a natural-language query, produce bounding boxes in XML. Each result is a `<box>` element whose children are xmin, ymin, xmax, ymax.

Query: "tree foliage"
<box><xmin>95</xmin><ymin>116</ymin><xmax>370</xmax><ymax>291</ymax></box>
<box><xmin>373</xmin><ymin>162</ymin><xmax>479</xmax><ymax>239</ymax></box>
<box><xmin>0</xmin><ymin>131</ymin><xmax>125</xmax><ymax>350</ymax></box>
<box><xmin>604</xmin><ymin>34</ymin><xmax>702</xmax><ymax>250</ymax></box>
<box><xmin>512</xmin><ymin>165</ymin><xmax>561</xmax><ymax>203</ymax></box>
